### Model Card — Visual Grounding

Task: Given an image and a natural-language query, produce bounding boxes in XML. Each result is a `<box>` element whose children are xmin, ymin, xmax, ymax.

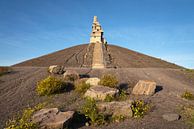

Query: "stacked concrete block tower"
<box><xmin>90</xmin><ymin>16</ymin><xmax>107</xmax><ymax>68</ymax></box>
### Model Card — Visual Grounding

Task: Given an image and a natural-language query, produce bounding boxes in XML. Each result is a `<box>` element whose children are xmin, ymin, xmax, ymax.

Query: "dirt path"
<box><xmin>0</xmin><ymin>67</ymin><xmax>193</xmax><ymax>128</ymax></box>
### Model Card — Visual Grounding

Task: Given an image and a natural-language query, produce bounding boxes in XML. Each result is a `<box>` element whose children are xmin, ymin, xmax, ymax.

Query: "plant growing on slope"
<box><xmin>74</xmin><ymin>79</ymin><xmax>90</xmax><ymax>94</ymax></box>
<box><xmin>117</xmin><ymin>89</ymin><xmax>128</xmax><ymax>101</ymax></box>
<box><xmin>36</xmin><ymin>76</ymin><xmax>68</xmax><ymax>96</ymax></box>
<box><xmin>99</xmin><ymin>74</ymin><xmax>119</xmax><ymax>88</ymax></box>
<box><xmin>104</xmin><ymin>94</ymin><xmax>115</xmax><ymax>102</ymax></box>
<box><xmin>131</xmin><ymin>100</ymin><xmax>150</xmax><ymax>118</ymax></box>
<box><xmin>104</xmin><ymin>89</ymin><xmax>128</xmax><ymax>102</ymax></box>
<box><xmin>80</xmin><ymin>98</ymin><xmax>106</xmax><ymax>125</ymax></box>
<box><xmin>6</xmin><ymin>103</ymin><xmax>44</xmax><ymax>129</ymax></box>
<box><xmin>181</xmin><ymin>91</ymin><xmax>194</xmax><ymax>100</ymax></box>
<box><xmin>111</xmin><ymin>115</ymin><xmax>125</xmax><ymax>123</ymax></box>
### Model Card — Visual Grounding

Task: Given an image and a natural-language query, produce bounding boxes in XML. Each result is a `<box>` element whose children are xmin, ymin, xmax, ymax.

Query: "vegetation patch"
<box><xmin>104</xmin><ymin>89</ymin><xmax>128</xmax><ymax>102</ymax></box>
<box><xmin>180</xmin><ymin>105</ymin><xmax>194</xmax><ymax>126</ymax></box>
<box><xmin>74</xmin><ymin>79</ymin><xmax>91</xmax><ymax>94</ymax></box>
<box><xmin>99</xmin><ymin>74</ymin><xmax>119</xmax><ymax>88</ymax></box>
<box><xmin>181</xmin><ymin>91</ymin><xmax>194</xmax><ymax>100</ymax></box>
<box><xmin>182</xmin><ymin>69</ymin><xmax>194</xmax><ymax>79</ymax></box>
<box><xmin>80</xmin><ymin>98</ymin><xmax>106</xmax><ymax>125</ymax></box>
<box><xmin>131</xmin><ymin>100</ymin><xmax>150</xmax><ymax>118</ymax></box>
<box><xmin>6</xmin><ymin>103</ymin><xmax>45</xmax><ymax>129</ymax></box>
<box><xmin>36</xmin><ymin>76</ymin><xmax>69</xmax><ymax>96</ymax></box>
<box><xmin>104</xmin><ymin>94</ymin><xmax>115</xmax><ymax>102</ymax></box>
<box><xmin>111</xmin><ymin>115</ymin><xmax>125</xmax><ymax>123</ymax></box>
<box><xmin>184</xmin><ymin>69</ymin><xmax>194</xmax><ymax>73</ymax></box>
<box><xmin>117</xmin><ymin>89</ymin><xmax>128</xmax><ymax>101</ymax></box>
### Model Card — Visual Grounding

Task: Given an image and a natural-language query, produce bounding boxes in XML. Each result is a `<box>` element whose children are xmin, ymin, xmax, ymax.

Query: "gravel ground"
<box><xmin>13</xmin><ymin>44</ymin><xmax>182</xmax><ymax>69</ymax></box>
<box><xmin>0</xmin><ymin>67</ymin><xmax>194</xmax><ymax>129</ymax></box>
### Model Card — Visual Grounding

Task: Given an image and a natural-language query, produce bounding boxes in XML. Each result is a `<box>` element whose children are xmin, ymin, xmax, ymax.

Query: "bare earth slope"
<box><xmin>107</xmin><ymin>45</ymin><xmax>182</xmax><ymax>68</ymax></box>
<box><xmin>14</xmin><ymin>44</ymin><xmax>182</xmax><ymax>68</ymax></box>
<box><xmin>13</xmin><ymin>44</ymin><xmax>94</xmax><ymax>67</ymax></box>
<box><xmin>0</xmin><ymin>67</ymin><xmax>194</xmax><ymax>128</ymax></box>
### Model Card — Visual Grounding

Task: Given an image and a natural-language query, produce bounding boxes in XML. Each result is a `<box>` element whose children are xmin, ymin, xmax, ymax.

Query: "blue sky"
<box><xmin>0</xmin><ymin>0</ymin><xmax>194</xmax><ymax>68</ymax></box>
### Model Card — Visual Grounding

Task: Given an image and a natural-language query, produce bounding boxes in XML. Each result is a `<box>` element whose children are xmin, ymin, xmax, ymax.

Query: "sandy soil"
<box><xmin>0</xmin><ymin>67</ymin><xmax>194</xmax><ymax>129</ymax></box>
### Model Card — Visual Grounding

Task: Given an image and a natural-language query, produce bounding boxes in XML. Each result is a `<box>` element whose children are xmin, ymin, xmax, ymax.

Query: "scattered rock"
<box><xmin>63</xmin><ymin>70</ymin><xmax>79</xmax><ymax>81</ymax></box>
<box><xmin>132</xmin><ymin>80</ymin><xmax>156</xmax><ymax>95</ymax></box>
<box><xmin>32</xmin><ymin>108</ymin><xmax>74</xmax><ymax>129</ymax></box>
<box><xmin>162</xmin><ymin>113</ymin><xmax>180</xmax><ymax>121</ymax></box>
<box><xmin>86</xmin><ymin>77</ymin><xmax>100</xmax><ymax>86</ymax></box>
<box><xmin>97</xmin><ymin>101</ymin><xmax>133</xmax><ymax>117</ymax></box>
<box><xmin>48</xmin><ymin>65</ymin><xmax>64</xmax><ymax>74</ymax></box>
<box><xmin>84</xmin><ymin>85</ymin><xmax>119</xmax><ymax>101</ymax></box>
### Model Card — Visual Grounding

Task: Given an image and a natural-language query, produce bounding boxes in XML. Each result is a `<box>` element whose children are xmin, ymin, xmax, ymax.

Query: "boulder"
<box><xmin>32</xmin><ymin>108</ymin><xmax>74</xmax><ymax>129</ymax></box>
<box><xmin>63</xmin><ymin>70</ymin><xmax>79</xmax><ymax>81</ymax></box>
<box><xmin>48</xmin><ymin>65</ymin><xmax>64</xmax><ymax>74</ymax></box>
<box><xmin>84</xmin><ymin>85</ymin><xmax>119</xmax><ymax>101</ymax></box>
<box><xmin>162</xmin><ymin>113</ymin><xmax>180</xmax><ymax>121</ymax></box>
<box><xmin>86</xmin><ymin>77</ymin><xmax>100</xmax><ymax>86</ymax></box>
<box><xmin>132</xmin><ymin>80</ymin><xmax>156</xmax><ymax>95</ymax></box>
<box><xmin>97</xmin><ymin>101</ymin><xmax>133</xmax><ymax>117</ymax></box>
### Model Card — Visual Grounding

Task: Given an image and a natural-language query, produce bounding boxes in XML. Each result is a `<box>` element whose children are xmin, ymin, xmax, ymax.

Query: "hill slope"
<box><xmin>13</xmin><ymin>44</ymin><xmax>182</xmax><ymax>68</ymax></box>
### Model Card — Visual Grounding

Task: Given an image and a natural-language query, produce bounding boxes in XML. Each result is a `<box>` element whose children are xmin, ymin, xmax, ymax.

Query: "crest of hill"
<box><xmin>13</xmin><ymin>44</ymin><xmax>182</xmax><ymax>69</ymax></box>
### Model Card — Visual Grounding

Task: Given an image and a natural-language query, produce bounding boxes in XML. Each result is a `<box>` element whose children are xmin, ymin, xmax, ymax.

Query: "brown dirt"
<box><xmin>107</xmin><ymin>45</ymin><xmax>182</xmax><ymax>68</ymax></box>
<box><xmin>0</xmin><ymin>66</ymin><xmax>12</xmax><ymax>76</ymax></box>
<box><xmin>13</xmin><ymin>44</ymin><xmax>94</xmax><ymax>68</ymax></box>
<box><xmin>13</xmin><ymin>44</ymin><xmax>182</xmax><ymax>69</ymax></box>
<box><xmin>0</xmin><ymin>67</ymin><xmax>194</xmax><ymax>129</ymax></box>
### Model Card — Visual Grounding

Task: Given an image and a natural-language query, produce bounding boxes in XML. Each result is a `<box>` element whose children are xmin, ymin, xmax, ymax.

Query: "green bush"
<box><xmin>104</xmin><ymin>94</ymin><xmax>115</xmax><ymax>102</ymax></box>
<box><xmin>131</xmin><ymin>100</ymin><xmax>149</xmax><ymax>118</ymax></box>
<box><xmin>80</xmin><ymin>98</ymin><xmax>106</xmax><ymax>125</ymax></box>
<box><xmin>117</xmin><ymin>89</ymin><xmax>127</xmax><ymax>101</ymax></box>
<box><xmin>75</xmin><ymin>80</ymin><xmax>90</xmax><ymax>94</ymax></box>
<box><xmin>181</xmin><ymin>91</ymin><xmax>194</xmax><ymax>100</ymax></box>
<box><xmin>99</xmin><ymin>74</ymin><xmax>118</xmax><ymax>88</ymax></box>
<box><xmin>104</xmin><ymin>89</ymin><xmax>127</xmax><ymax>102</ymax></box>
<box><xmin>36</xmin><ymin>76</ymin><xmax>68</xmax><ymax>96</ymax></box>
<box><xmin>6</xmin><ymin>104</ymin><xmax>44</xmax><ymax>129</ymax></box>
<box><xmin>111</xmin><ymin>115</ymin><xmax>125</xmax><ymax>122</ymax></box>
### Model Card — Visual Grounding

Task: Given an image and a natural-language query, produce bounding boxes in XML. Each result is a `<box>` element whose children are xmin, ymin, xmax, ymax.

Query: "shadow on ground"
<box><xmin>155</xmin><ymin>85</ymin><xmax>163</xmax><ymax>93</ymax></box>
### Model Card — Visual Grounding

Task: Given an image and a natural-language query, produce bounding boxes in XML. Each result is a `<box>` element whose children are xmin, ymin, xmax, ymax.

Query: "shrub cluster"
<box><xmin>80</xmin><ymin>98</ymin><xmax>106</xmax><ymax>125</ymax></box>
<box><xmin>131</xmin><ymin>100</ymin><xmax>149</xmax><ymax>118</ymax></box>
<box><xmin>6</xmin><ymin>103</ymin><xmax>44</xmax><ymax>129</ymax></box>
<box><xmin>36</xmin><ymin>76</ymin><xmax>68</xmax><ymax>96</ymax></box>
<box><xmin>104</xmin><ymin>94</ymin><xmax>115</xmax><ymax>102</ymax></box>
<box><xmin>81</xmin><ymin>97</ymin><xmax>133</xmax><ymax>125</ymax></box>
<box><xmin>104</xmin><ymin>89</ymin><xmax>128</xmax><ymax>102</ymax></box>
<box><xmin>99</xmin><ymin>74</ymin><xmax>118</xmax><ymax>88</ymax></box>
<box><xmin>181</xmin><ymin>91</ymin><xmax>194</xmax><ymax>100</ymax></box>
<box><xmin>74</xmin><ymin>79</ymin><xmax>90</xmax><ymax>94</ymax></box>
<box><xmin>117</xmin><ymin>89</ymin><xmax>127</xmax><ymax>101</ymax></box>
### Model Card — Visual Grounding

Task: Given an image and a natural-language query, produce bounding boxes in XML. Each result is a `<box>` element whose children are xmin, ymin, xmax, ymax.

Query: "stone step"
<box><xmin>92</xmin><ymin>43</ymin><xmax>105</xmax><ymax>68</ymax></box>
